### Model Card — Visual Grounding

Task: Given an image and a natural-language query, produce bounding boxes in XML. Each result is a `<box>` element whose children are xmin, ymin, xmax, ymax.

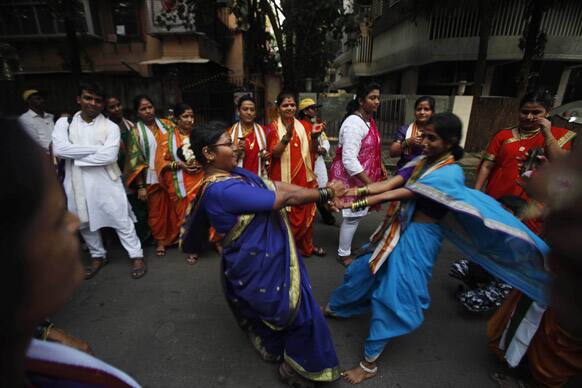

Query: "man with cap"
<box><xmin>18</xmin><ymin>89</ymin><xmax>54</xmax><ymax>152</ymax></box>
<box><xmin>298</xmin><ymin>98</ymin><xmax>336</xmax><ymax>226</ymax></box>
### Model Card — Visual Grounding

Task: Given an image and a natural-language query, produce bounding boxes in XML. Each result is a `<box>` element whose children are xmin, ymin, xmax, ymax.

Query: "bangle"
<box><xmin>351</xmin><ymin>198</ymin><xmax>369</xmax><ymax>212</ymax></box>
<box><xmin>137</xmin><ymin>184</ymin><xmax>146</xmax><ymax>190</ymax></box>
<box><xmin>170</xmin><ymin>161</ymin><xmax>179</xmax><ymax>170</ymax></box>
<box><xmin>317</xmin><ymin>187</ymin><xmax>334</xmax><ymax>204</ymax></box>
<box><xmin>356</xmin><ymin>186</ymin><xmax>369</xmax><ymax>197</ymax></box>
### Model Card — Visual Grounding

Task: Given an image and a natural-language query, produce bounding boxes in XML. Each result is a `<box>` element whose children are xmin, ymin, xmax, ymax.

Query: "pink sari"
<box><xmin>329</xmin><ymin>116</ymin><xmax>384</xmax><ymax>209</ymax></box>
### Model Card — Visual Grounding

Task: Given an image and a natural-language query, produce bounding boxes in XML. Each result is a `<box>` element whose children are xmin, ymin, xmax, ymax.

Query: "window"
<box><xmin>111</xmin><ymin>1</ymin><xmax>140</xmax><ymax>39</ymax></box>
<box><xmin>0</xmin><ymin>0</ymin><xmax>98</xmax><ymax>37</ymax></box>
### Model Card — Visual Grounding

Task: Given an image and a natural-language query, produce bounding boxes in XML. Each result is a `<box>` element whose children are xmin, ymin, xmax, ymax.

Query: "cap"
<box><xmin>298</xmin><ymin>98</ymin><xmax>322</xmax><ymax>112</ymax></box>
<box><xmin>22</xmin><ymin>89</ymin><xmax>42</xmax><ymax>102</ymax></box>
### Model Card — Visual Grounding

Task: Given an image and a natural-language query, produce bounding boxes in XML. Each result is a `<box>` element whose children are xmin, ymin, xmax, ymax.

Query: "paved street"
<box><xmin>55</xmin><ymin>209</ymin><xmax>503</xmax><ymax>388</ymax></box>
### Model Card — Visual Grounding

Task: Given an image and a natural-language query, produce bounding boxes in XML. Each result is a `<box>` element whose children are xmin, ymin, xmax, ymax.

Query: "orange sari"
<box><xmin>125</xmin><ymin>118</ymin><xmax>176</xmax><ymax>246</ymax></box>
<box><xmin>267</xmin><ymin>118</ymin><xmax>317</xmax><ymax>256</ymax></box>
<box><xmin>155</xmin><ymin>127</ymin><xmax>204</xmax><ymax>245</ymax></box>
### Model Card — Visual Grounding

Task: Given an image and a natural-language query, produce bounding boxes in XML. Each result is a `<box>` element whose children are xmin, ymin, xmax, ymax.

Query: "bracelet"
<box><xmin>351</xmin><ymin>198</ymin><xmax>369</xmax><ymax>212</ymax></box>
<box><xmin>136</xmin><ymin>184</ymin><xmax>146</xmax><ymax>190</ymax></box>
<box><xmin>317</xmin><ymin>187</ymin><xmax>334</xmax><ymax>204</ymax></box>
<box><xmin>356</xmin><ymin>186</ymin><xmax>369</xmax><ymax>197</ymax></box>
<box><xmin>170</xmin><ymin>161</ymin><xmax>179</xmax><ymax>170</ymax></box>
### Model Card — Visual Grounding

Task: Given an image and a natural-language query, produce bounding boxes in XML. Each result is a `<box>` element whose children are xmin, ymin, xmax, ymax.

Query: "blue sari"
<box><xmin>328</xmin><ymin>156</ymin><xmax>549</xmax><ymax>363</ymax></box>
<box><xmin>181</xmin><ymin>167</ymin><xmax>340</xmax><ymax>382</ymax></box>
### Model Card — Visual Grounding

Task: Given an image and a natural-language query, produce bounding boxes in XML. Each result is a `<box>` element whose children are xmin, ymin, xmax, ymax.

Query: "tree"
<box><xmin>514</xmin><ymin>0</ymin><xmax>554</xmax><ymax>99</ymax></box>
<box><xmin>159</xmin><ymin>0</ymin><xmax>350</xmax><ymax>91</ymax></box>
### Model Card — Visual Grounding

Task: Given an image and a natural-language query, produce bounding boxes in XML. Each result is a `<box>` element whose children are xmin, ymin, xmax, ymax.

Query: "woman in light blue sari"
<box><xmin>180</xmin><ymin>122</ymin><xmax>346</xmax><ymax>387</ymax></box>
<box><xmin>326</xmin><ymin>113</ymin><xmax>550</xmax><ymax>384</ymax></box>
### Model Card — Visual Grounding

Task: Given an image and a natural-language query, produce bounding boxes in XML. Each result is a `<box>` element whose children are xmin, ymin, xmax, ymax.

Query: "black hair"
<box><xmin>0</xmin><ymin>118</ymin><xmax>48</xmax><ymax>385</ymax></box>
<box><xmin>520</xmin><ymin>89</ymin><xmax>554</xmax><ymax>111</ymax></box>
<box><xmin>297</xmin><ymin>110</ymin><xmax>307</xmax><ymax>120</ymax></box>
<box><xmin>275</xmin><ymin>91</ymin><xmax>296</xmax><ymax>107</ymax></box>
<box><xmin>343</xmin><ymin>81</ymin><xmax>381</xmax><ymax>121</ymax></box>
<box><xmin>173</xmin><ymin>102</ymin><xmax>192</xmax><ymax>118</ymax></box>
<box><xmin>427</xmin><ymin>112</ymin><xmax>465</xmax><ymax>160</ymax></box>
<box><xmin>498</xmin><ymin>196</ymin><xmax>528</xmax><ymax>218</ymax></box>
<box><xmin>237</xmin><ymin>94</ymin><xmax>256</xmax><ymax>110</ymax></box>
<box><xmin>188</xmin><ymin>120</ymin><xmax>229</xmax><ymax>164</ymax></box>
<box><xmin>78</xmin><ymin>82</ymin><xmax>105</xmax><ymax>99</ymax></box>
<box><xmin>133</xmin><ymin>94</ymin><xmax>155</xmax><ymax>112</ymax></box>
<box><xmin>414</xmin><ymin>95</ymin><xmax>435</xmax><ymax>111</ymax></box>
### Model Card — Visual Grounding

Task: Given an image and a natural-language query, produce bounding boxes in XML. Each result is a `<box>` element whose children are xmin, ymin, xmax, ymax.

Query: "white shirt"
<box><xmin>18</xmin><ymin>109</ymin><xmax>55</xmax><ymax>151</ymax></box>
<box><xmin>27</xmin><ymin>339</ymin><xmax>140</xmax><ymax>387</ymax></box>
<box><xmin>338</xmin><ymin>115</ymin><xmax>370</xmax><ymax>177</ymax></box>
<box><xmin>53</xmin><ymin>112</ymin><xmax>135</xmax><ymax>231</ymax></box>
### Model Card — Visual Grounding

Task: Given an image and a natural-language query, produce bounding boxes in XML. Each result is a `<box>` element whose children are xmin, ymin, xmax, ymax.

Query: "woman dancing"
<box><xmin>326</xmin><ymin>113</ymin><xmax>550</xmax><ymax>384</ymax></box>
<box><xmin>181</xmin><ymin>122</ymin><xmax>344</xmax><ymax>387</ymax></box>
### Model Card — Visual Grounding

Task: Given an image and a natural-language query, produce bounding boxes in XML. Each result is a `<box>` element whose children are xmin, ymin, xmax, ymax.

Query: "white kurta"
<box><xmin>53</xmin><ymin>112</ymin><xmax>136</xmax><ymax>231</ymax></box>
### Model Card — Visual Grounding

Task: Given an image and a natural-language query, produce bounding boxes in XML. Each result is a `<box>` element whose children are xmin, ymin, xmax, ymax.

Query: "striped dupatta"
<box><xmin>368</xmin><ymin>154</ymin><xmax>455</xmax><ymax>274</ymax></box>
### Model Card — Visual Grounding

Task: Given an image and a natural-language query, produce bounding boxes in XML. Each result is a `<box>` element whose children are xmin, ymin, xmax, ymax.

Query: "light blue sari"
<box><xmin>328</xmin><ymin>159</ymin><xmax>549</xmax><ymax>362</ymax></box>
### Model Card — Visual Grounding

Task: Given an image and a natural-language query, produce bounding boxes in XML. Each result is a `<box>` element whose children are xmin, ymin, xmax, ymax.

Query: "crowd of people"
<box><xmin>2</xmin><ymin>81</ymin><xmax>581</xmax><ymax>387</ymax></box>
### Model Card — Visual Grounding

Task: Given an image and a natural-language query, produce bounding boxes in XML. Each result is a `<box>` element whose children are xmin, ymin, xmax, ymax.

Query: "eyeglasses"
<box><xmin>209</xmin><ymin>140</ymin><xmax>234</xmax><ymax>148</ymax></box>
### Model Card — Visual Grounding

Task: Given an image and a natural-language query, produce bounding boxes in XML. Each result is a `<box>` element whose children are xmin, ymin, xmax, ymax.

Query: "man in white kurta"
<box><xmin>52</xmin><ymin>84</ymin><xmax>146</xmax><ymax>280</ymax></box>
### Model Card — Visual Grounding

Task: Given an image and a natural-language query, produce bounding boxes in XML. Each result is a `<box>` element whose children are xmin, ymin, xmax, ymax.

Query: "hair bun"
<box><xmin>451</xmin><ymin>144</ymin><xmax>464</xmax><ymax>161</ymax></box>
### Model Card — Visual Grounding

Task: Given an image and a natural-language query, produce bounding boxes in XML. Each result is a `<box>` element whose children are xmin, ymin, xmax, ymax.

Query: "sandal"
<box><xmin>84</xmin><ymin>258</ymin><xmax>107</xmax><ymax>280</ymax></box>
<box><xmin>156</xmin><ymin>245</ymin><xmax>166</xmax><ymax>257</ymax></box>
<box><xmin>186</xmin><ymin>254</ymin><xmax>199</xmax><ymax>265</ymax></box>
<box><xmin>336</xmin><ymin>256</ymin><xmax>352</xmax><ymax>267</ymax></box>
<box><xmin>311</xmin><ymin>246</ymin><xmax>326</xmax><ymax>257</ymax></box>
<box><xmin>131</xmin><ymin>260</ymin><xmax>147</xmax><ymax>279</ymax></box>
<box><xmin>278</xmin><ymin>362</ymin><xmax>315</xmax><ymax>388</ymax></box>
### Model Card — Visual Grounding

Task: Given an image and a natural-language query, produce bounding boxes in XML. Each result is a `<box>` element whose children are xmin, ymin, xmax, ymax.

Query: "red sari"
<box><xmin>483</xmin><ymin>126</ymin><xmax>576</xmax><ymax>234</ymax></box>
<box><xmin>267</xmin><ymin>118</ymin><xmax>317</xmax><ymax>256</ymax></box>
<box><xmin>228</xmin><ymin>122</ymin><xmax>269</xmax><ymax>177</ymax></box>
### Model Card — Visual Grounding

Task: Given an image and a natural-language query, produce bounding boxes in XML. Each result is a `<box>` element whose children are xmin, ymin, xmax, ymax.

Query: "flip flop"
<box><xmin>311</xmin><ymin>247</ymin><xmax>326</xmax><ymax>257</ymax></box>
<box><xmin>186</xmin><ymin>254</ymin><xmax>199</xmax><ymax>265</ymax></box>
<box><xmin>84</xmin><ymin>258</ymin><xmax>107</xmax><ymax>280</ymax></box>
<box><xmin>131</xmin><ymin>262</ymin><xmax>147</xmax><ymax>279</ymax></box>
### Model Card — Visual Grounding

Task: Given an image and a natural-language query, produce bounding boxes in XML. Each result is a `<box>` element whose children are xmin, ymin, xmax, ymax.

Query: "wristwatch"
<box><xmin>281</xmin><ymin>136</ymin><xmax>290</xmax><ymax>145</ymax></box>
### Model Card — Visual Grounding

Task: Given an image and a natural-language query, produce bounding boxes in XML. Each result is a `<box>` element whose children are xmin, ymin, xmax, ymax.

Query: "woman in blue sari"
<box><xmin>180</xmin><ymin>122</ymin><xmax>345</xmax><ymax>387</ymax></box>
<box><xmin>326</xmin><ymin>113</ymin><xmax>550</xmax><ymax>384</ymax></box>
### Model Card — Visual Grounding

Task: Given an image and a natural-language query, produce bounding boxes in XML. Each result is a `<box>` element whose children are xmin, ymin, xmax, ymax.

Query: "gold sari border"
<box><xmin>482</xmin><ymin>153</ymin><xmax>496</xmax><ymax>162</ymax></box>
<box><xmin>557</xmin><ymin>130</ymin><xmax>577</xmax><ymax>148</ymax></box>
<box><xmin>222</xmin><ymin>214</ymin><xmax>255</xmax><ymax>247</ymax></box>
<box><xmin>284</xmin><ymin>353</ymin><xmax>341</xmax><ymax>382</ymax></box>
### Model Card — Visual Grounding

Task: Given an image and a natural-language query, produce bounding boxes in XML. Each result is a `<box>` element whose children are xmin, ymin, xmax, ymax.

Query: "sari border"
<box><xmin>482</xmin><ymin>153</ymin><xmax>496</xmax><ymax>162</ymax></box>
<box><xmin>407</xmin><ymin>182</ymin><xmax>536</xmax><ymax>245</ymax></box>
<box><xmin>557</xmin><ymin>130</ymin><xmax>576</xmax><ymax>148</ymax></box>
<box><xmin>284</xmin><ymin>353</ymin><xmax>341</xmax><ymax>382</ymax></box>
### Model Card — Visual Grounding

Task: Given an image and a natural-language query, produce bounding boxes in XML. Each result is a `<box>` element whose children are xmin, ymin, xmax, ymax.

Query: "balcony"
<box><xmin>337</xmin><ymin>0</ymin><xmax>582</xmax><ymax>79</ymax></box>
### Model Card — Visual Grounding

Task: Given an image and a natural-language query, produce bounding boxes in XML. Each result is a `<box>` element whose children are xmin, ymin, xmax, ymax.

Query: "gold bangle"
<box><xmin>356</xmin><ymin>186</ymin><xmax>369</xmax><ymax>197</ymax></box>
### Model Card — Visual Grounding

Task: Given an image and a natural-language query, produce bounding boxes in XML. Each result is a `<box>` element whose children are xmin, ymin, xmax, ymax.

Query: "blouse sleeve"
<box><xmin>483</xmin><ymin>131</ymin><xmax>505</xmax><ymax>162</ymax></box>
<box><xmin>213</xmin><ymin>179</ymin><xmax>276</xmax><ymax>214</ymax></box>
<box><xmin>266</xmin><ymin>123</ymin><xmax>280</xmax><ymax>154</ymax></box>
<box><xmin>393</xmin><ymin>124</ymin><xmax>407</xmax><ymax>142</ymax></box>
<box><xmin>340</xmin><ymin>117</ymin><xmax>367</xmax><ymax>176</ymax></box>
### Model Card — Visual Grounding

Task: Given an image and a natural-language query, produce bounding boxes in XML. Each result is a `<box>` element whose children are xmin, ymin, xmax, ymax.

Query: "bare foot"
<box><xmin>342</xmin><ymin>361</ymin><xmax>377</xmax><ymax>384</ymax></box>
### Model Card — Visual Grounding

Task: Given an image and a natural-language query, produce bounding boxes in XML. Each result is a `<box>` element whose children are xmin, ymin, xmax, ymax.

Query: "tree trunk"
<box><xmin>261</xmin><ymin>0</ymin><xmax>296</xmax><ymax>90</ymax></box>
<box><xmin>515</xmin><ymin>0</ymin><xmax>546</xmax><ymax>99</ymax></box>
<box><xmin>473</xmin><ymin>2</ymin><xmax>494</xmax><ymax>96</ymax></box>
<box><xmin>63</xmin><ymin>0</ymin><xmax>81</xmax><ymax>82</ymax></box>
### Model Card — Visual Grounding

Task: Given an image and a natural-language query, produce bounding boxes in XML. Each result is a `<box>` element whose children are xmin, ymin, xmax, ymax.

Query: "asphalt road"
<box><xmin>55</xmin><ymin>209</ymin><xmax>504</xmax><ymax>388</ymax></box>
